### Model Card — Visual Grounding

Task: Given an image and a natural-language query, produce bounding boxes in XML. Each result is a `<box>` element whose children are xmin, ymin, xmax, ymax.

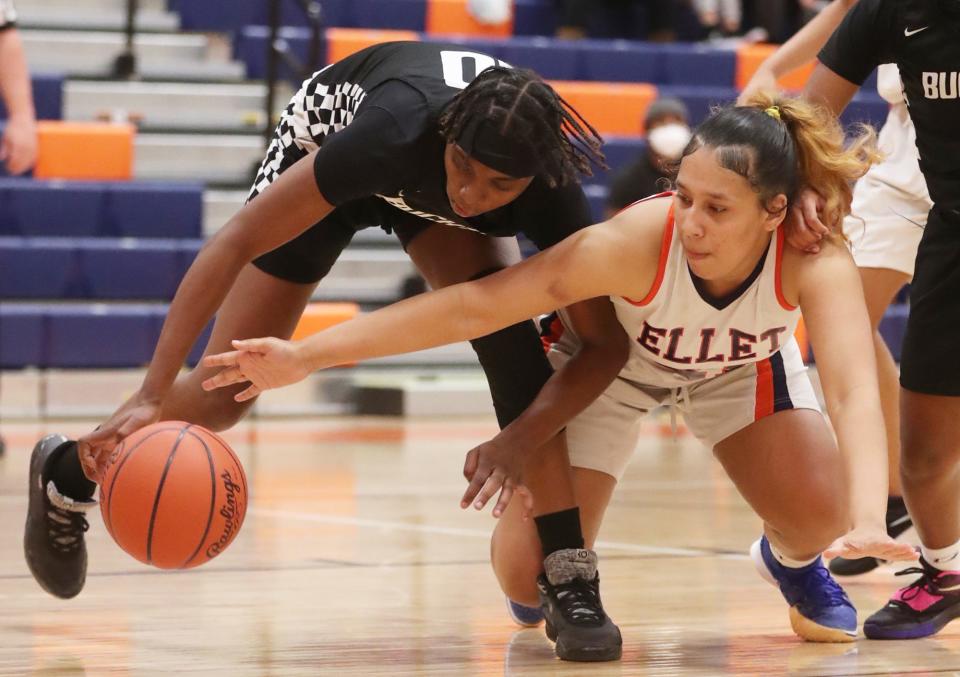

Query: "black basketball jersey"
<box><xmin>819</xmin><ymin>0</ymin><xmax>960</xmax><ymax>211</ymax></box>
<box><xmin>252</xmin><ymin>41</ymin><xmax>593</xmax><ymax>251</ymax></box>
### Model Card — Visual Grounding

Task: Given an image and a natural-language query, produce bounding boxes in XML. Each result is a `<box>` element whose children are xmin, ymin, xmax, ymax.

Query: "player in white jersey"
<box><xmin>739</xmin><ymin>0</ymin><xmax>932</xmax><ymax>577</ymax></box>
<box><xmin>202</xmin><ymin>94</ymin><xmax>917</xmax><ymax>643</ymax></box>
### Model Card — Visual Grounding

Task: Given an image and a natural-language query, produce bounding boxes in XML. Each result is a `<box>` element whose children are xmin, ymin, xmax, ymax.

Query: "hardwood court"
<box><xmin>0</xmin><ymin>416</ymin><xmax>956</xmax><ymax>676</ymax></box>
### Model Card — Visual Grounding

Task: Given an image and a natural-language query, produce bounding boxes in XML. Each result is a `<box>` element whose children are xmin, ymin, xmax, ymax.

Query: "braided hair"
<box><xmin>439</xmin><ymin>66</ymin><xmax>607</xmax><ymax>188</ymax></box>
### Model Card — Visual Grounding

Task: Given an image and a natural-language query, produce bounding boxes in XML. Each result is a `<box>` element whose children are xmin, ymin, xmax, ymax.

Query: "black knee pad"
<box><xmin>468</xmin><ymin>267</ymin><xmax>554</xmax><ymax>428</ymax></box>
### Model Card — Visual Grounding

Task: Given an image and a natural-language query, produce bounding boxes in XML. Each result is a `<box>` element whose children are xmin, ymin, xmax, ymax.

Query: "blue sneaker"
<box><xmin>506</xmin><ymin>597</ymin><xmax>544</xmax><ymax>627</ymax></box>
<box><xmin>751</xmin><ymin>535</ymin><xmax>857</xmax><ymax>642</ymax></box>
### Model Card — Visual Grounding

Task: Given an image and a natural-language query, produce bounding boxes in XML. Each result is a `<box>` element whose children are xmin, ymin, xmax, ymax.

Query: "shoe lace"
<box><xmin>46</xmin><ymin>506</ymin><xmax>89</xmax><ymax>555</ymax></box>
<box><xmin>895</xmin><ymin>566</ymin><xmax>940</xmax><ymax>601</ymax></box>
<box><xmin>786</xmin><ymin>566</ymin><xmax>851</xmax><ymax>608</ymax></box>
<box><xmin>553</xmin><ymin>577</ymin><xmax>605</xmax><ymax>627</ymax></box>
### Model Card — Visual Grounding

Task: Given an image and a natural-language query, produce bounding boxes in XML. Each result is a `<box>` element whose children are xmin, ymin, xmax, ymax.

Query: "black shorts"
<box><xmin>251</xmin><ymin>197</ymin><xmax>431</xmax><ymax>285</ymax></box>
<box><xmin>900</xmin><ymin>206</ymin><xmax>960</xmax><ymax>396</ymax></box>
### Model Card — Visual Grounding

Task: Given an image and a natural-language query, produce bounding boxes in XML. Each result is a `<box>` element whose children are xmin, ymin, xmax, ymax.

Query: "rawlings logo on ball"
<box><xmin>207</xmin><ymin>469</ymin><xmax>244</xmax><ymax>559</ymax></box>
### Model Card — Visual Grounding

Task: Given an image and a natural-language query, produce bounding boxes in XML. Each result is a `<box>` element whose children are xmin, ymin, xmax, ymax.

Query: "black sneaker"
<box><xmin>24</xmin><ymin>435</ymin><xmax>96</xmax><ymax>599</ymax></box>
<box><xmin>829</xmin><ymin>496</ymin><xmax>912</xmax><ymax>576</ymax></box>
<box><xmin>864</xmin><ymin>557</ymin><xmax>960</xmax><ymax>639</ymax></box>
<box><xmin>537</xmin><ymin>548</ymin><xmax>622</xmax><ymax>662</ymax></box>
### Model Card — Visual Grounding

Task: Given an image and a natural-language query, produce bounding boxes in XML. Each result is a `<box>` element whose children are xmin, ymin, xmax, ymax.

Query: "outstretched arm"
<box><xmin>794</xmin><ymin>243</ymin><xmax>916</xmax><ymax>563</ymax></box>
<box><xmin>203</xmin><ymin>224</ymin><xmax>626</xmax><ymax>399</ymax></box>
<box><xmin>202</xmin><ymin>197</ymin><xmax>670</xmax><ymax>401</ymax></box>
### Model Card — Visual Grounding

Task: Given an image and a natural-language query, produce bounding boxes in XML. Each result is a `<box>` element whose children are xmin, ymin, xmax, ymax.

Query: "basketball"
<box><xmin>99</xmin><ymin>421</ymin><xmax>248</xmax><ymax>569</ymax></box>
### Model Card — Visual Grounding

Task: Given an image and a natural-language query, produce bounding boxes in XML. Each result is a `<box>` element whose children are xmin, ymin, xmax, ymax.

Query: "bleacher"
<box><xmin>0</xmin><ymin>0</ymin><xmax>907</xmax><ymax>391</ymax></box>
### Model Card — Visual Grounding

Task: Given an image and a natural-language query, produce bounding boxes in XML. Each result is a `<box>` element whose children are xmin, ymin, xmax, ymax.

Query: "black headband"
<box><xmin>455</xmin><ymin>115</ymin><xmax>541</xmax><ymax>178</ymax></box>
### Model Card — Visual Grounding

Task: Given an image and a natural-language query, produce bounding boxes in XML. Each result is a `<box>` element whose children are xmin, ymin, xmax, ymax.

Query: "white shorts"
<box><xmin>549</xmin><ymin>338</ymin><xmax>822</xmax><ymax>480</ymax></box>
<box><xmin>841</xmin><ymin>105</ymin><xmax>931</xmax><ymax>277</ymax></box>
<box><xmin>843</xmin><ymin>173</ymin><xmax>928</xmax><ymax>276</ymax></box>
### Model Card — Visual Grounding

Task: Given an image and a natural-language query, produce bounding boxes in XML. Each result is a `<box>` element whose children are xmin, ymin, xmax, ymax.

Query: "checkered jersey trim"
<box><xmin>249</xmin><ymin>74</ymin><xmax>368</xmax><ymax>200</ymax></box>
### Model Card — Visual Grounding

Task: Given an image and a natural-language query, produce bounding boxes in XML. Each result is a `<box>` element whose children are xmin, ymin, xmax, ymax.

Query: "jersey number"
<box><xmin>440</xmin><ymin>50</ymin><xmax>510</xmax><ymax>90</ymax></box>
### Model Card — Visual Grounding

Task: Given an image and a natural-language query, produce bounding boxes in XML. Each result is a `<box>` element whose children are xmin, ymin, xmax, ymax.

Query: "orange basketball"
<box><xmin>99</xmin><ymin>421</ymin><xmax>248</xmax><ymax>569</ymax></box>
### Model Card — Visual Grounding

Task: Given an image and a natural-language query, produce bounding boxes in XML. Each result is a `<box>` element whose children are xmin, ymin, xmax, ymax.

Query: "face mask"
<box><xmin>647</xmin><ymin>123</ymin><xmax>692</xmax><ymax>160</ymax></box>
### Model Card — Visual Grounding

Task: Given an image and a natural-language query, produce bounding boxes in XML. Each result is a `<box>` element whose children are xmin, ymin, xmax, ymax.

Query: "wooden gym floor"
<box><xmin>0</xmin><ymin>415</ymin><xmax>956</xmax><ymax>676</ymax></box>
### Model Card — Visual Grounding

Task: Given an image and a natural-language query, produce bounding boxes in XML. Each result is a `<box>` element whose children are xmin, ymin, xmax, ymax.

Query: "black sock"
<box><xmin>49</xmin><ymin>442</ymin><xmax>97</xmax><ymax>501</ymax></box>
<box><xmin>887</xmin><ymin>495</ymin><xmax>906</xmax><ymax>516</ymax></box>
<box><xmin>534</xmin><ymin>507</ymin><xmax>585</xmax><ymax>558</ymax></box>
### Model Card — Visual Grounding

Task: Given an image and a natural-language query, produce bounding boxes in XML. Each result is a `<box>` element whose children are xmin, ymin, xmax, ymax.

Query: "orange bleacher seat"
<box><xmin>736</xmin><ymin>44</ymin><xmax>815</xmax><ymax>92</ymax></box>
<box><xmin>794</xmin><ymin>316</ymin><xmax>811</xmax><ymax>362</ymax></box>
<box><xmin>326</xmin><ymin>28</ymin><xmax>420</xmax><ymax>64</ymax></box>
<box><xmin>549</xmin><ymin>81</ymin><xmax>658</xmax><ymax>135</ymax></box>
<box><xmin>33</xmin><ymin>121</ymin><xmax>134</xmax><ymax>180</ymax></box>
<box><xmin>426</xmin><ymin>0</ymin><xmax>512</xmax><ymax>37</ymax></box>
<box><xmin>291</xmin><ymin>302</ymin><xmax>360</xmax><ymax>342</ymax></box>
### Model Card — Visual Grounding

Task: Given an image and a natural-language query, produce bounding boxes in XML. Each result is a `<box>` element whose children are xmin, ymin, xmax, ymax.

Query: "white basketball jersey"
<box><xmin>608</xmin><ymin>197</ymin><xmax>800</xmax><ymax>388</ymax></box>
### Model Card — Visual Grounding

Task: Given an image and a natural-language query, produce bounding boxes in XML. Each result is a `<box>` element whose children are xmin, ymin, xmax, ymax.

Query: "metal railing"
<box><xmin>264</xmin><ymin>0</ymin><xmax>325</xmax><ymax>139</ymax></box>
<box><xmin>112</xmin><ymin>0</ymin><xmax>138</xmax><ymax>78</ymax></box>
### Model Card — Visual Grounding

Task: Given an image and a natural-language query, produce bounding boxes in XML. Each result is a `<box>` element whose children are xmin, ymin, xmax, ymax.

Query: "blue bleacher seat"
<box><xmin>170</xmin><ymin>0</ymin><xmax>262</xmax><ymax>32</ymax></box>
<box><xmin>0</xmin><ymin>238</ymin><xmax>83</xmax><ymax>299</ymax></box>
<box><xmin>656</xmin><ymin>85</ymin><xmax>738</xmax><ymax>126</ymax></box>
<box><xmin>578</xmin><ymin>40</ymin><xmax>660</xmax><ymax>83</ymax></box>
<box><xmin>46</xmin><ymin>305</ymin><xmax>163</xmax><ymax>368</ymax></box>
<box><xmin>660</xmin><ymin>44</ymin><xmax>735</xmax><ymax>87</ymax></box>
<box><xmin>249</xmin><ymin>0</ymin><xmax>352</xmax><ymax>31</ymax></box>
<box><xmin>106</xmin><ymin>183</ymin><xmax>204</xmax><ymax>238</ymax></box>
<box><xmin>0</xmin><ymin>305</ymin><xmax>45</xmax><ymax>367</ymax></box>
<box><xmin>234</xmin><ymin>26</ymin><xmax>320</xmax><ymax>81</ymax></box>
<box><xmin>583</xmin><ymin>184</ymin><xmax>608</xmax><ymax>222</ymax></box>
<box><xmin>80</xmin><ymin>239</ymin><xmax>188</xmax><ymax>300</ymax></box>
<box><xmin>513</xmin><ymin>0</ymin><xmax>557</xmax><ymax>36</ymax></box>
<box><xmin>174</xmin><ymin>0</ymin><xmax>350</xmax><ymax>32</ymax></box>
<box><xmin>0</xmin><ymin>178</ymin><xmax>17</xmax><ymax>228</ymax></box>
<box><xmin>0</xmin><ymin>179</ymin><xmax>203</xmax><ymax>238</ymax></box>
<box><xmin>6</xmin><ymin>182</ymin><xmax>105</xmax><ymax>237</ymax></box>
<box><xmin>600</xmin><ymin>135</ymin><xmax>646</xmax><ymax>176</ymax></box>
<box><xmin>878</xmin><ymin>303</ymin><xmax>909</xmax><ymax>362</ymax></box>
<box><xmin>352</xmin><ymin>0</ymin><xmax>425</xmax><ymax>31</ymax></box>
<box><xmin>500</xmin><ymin>37</ymin><xmax>579</xmax><ymax>80</ymax></box>
<box><xmin>841</xmin><ymin>92</ymin><xmax>890</xmax><ymax>130</ymax></box>
<box><xmin>0</xmin><ymin>73</ymin><xmax>63</xmax><ymax>121</ymax></box>
<box><xmin>0</xmin><ymin>303</ymin><xmax>215</xmax><ymax>368</ymax></box>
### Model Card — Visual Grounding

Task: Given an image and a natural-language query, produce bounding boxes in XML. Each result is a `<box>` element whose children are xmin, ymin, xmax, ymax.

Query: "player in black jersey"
<box><xmin>23</xmin><ymin>42</ymin><xmax>624</xmax><ymax>661</ymax></box>
<box><xmin>790</xmin><ymin>0</ymin><xmax>960</xmax><ymax>639</ymax></box>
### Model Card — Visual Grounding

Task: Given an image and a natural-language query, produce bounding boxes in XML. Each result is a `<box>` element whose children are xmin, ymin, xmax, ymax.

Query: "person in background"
<box><xmin>605</xmin><ymin>97</ymin><xmax>691</xmax><ymax>217</ymax></box>
<box><xmin>0</xmin><ymin>0</ymin><xmax>36</xmax><ymax>459</ymax></box>
<box><xmin>695</xmin><ymin>0</ymin><xmax>743</xmax><ymax>36</ymax></box>
<box><xmin>0</xmin><ymin>0</ymin><xmax>37</xmax><ymax>175</ymax></box>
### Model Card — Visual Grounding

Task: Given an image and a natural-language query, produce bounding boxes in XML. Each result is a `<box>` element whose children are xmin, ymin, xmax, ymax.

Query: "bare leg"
<box><xmin>491</xmin><ymin>466</ymin><xmax>616</xmax><ymax>606</ymax></box>
<box><xmin>858</xmin><ymin>267</ymin><xmax>911</xmax><ymax>496</ymax></box>
<box><xmin>900</xmin><ymin>392</ymin><xmax>960</xmax><ymax>549</ymax></box>
<box><xmin>715</xmin><ymin>409</ymin><xmax>848</xmax><ymax>560</ymax></box>
<box><xmin>160</xmin><ymin>264</ymin><xmax>315</xmax><ymax>429</ymax></box>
